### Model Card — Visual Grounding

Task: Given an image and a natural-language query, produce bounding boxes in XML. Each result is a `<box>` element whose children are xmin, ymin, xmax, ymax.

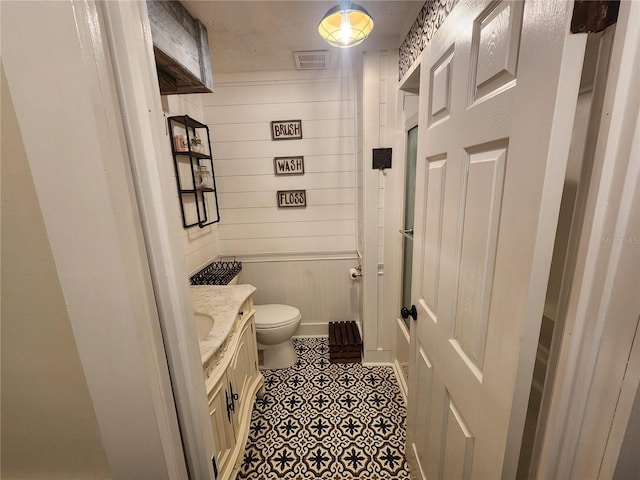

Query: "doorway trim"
<box><xmin>100</xmin><ymin>2</ymin><xmax>214</xmax><ymax>478</ymax></box>
<box><xmin>536</xmin><ymin>1</ymin><xmax>640</xmax><ymax>477</ymax></box>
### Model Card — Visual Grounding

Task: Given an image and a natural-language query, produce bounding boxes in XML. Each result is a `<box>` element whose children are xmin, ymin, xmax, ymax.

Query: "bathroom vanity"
<box><xmin>191</xmin><ymin>285</ymin><xmax>264</xmax><ymax>479</ymax></box>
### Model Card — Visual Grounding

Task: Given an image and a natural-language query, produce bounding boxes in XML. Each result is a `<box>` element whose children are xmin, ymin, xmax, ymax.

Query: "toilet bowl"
<box><xmin>254</xmin><ymin>304</ymin><xmax>301</xmax><ymax>369</ymax></box>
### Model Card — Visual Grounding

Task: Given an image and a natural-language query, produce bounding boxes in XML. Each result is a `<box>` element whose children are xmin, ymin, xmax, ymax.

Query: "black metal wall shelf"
<box><xmin>190</xmin><ymin>259</ymin><xmax>242</xmax><ymax>285</ymax></box>
<box><xmin>168</xmin><ymin>115</ymin><xmax>220</xmax><ymax>228</ymax></box>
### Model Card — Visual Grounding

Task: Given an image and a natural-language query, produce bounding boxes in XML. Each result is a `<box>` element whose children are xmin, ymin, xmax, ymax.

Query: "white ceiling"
<box><xmin>182</xmin><ymin>1</ymin><xmax>425</xmax><ymax>73</ymax></box>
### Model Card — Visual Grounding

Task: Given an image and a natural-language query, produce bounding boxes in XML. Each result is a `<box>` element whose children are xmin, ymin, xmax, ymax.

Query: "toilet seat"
<box><xmin>254</xmin><ymin>304</ymin><xmax>301</xmax><ymax>329</ymax></box>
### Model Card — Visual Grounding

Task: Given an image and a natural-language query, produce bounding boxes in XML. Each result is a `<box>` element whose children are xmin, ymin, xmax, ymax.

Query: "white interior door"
<box><xmin>406</xmin><ymin>1</ymin><xmax>586</xmax><ymax>478</ymax></box>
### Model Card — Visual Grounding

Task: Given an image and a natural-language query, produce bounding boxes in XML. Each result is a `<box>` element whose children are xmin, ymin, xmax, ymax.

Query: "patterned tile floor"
<box><xmin>238</xmin><ymin>338</ymin><xmax>410</xmax><ymax>479</ymax></box>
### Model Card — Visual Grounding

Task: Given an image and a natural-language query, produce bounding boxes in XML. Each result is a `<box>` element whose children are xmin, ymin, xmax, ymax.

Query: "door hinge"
<box><xmin>571</xmin><ymin>0</ymin><xmax>619</xmax><ymax>34</ymax></box>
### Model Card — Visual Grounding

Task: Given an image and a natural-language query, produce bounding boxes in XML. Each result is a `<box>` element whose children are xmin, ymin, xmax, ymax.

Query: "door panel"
<box><xmin>442</xmin><ymin>394</ymin><xmax>475</xmax><ymax>480</ymax></box>
<box><xmin>421</xmin><ymin>155</ymin><xmax>447</xmax><ymax>320</ymax></box>
<box><xmin>208</xmin><ymin>374</ymin><xmax>234</xmax><ymax>475</ymax></box>
<box><xmin>471</xmin><ymin>1</ymin><xmax>524</xmax><ymax>103</ymax></box>
<box><xmin>408</xmin><ymin>343</ymin><xmax>433</xmax><ymax>479</ymax></box>
<box><xmin>452</xmin><ymin>143</ymin><xmax>506</xmax><ymax>373</ymax></box>
<box><xmin>429</xmin><ymin>48</ymin><xmax>455</xmax><ymax>125</ymax></box>
<box><xmin>407</xmin><ymin>0</ymin><xmax>585</xmax><ymax>478</ymax></box>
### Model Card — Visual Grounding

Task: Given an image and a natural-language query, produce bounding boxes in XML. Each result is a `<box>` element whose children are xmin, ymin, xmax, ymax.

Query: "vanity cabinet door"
<box><xmin>207</xmin><ymin>372</ymin><xmax>235</xmax><ymax>476</ymax></box>
<box><xmin>228</xmin><ymin>316</ymin><xmax>259</xmax><ymax>426</ymax></box>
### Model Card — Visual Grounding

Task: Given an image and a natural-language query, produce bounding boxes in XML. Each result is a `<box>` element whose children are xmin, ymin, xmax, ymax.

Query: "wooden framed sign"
<box><xmin>277</xmin><ymin>190</ymin><xmax>306</xmax><ymax>208</ymax></box>
<box><xmin>271</xmin><ymin>120</ymin><xmax>302</xmax><ymax>140</ymax></box>
<box><xmin>274</xmin><ymin>156</ymin><xmax>304</xmax><ymax>176</ymax></box>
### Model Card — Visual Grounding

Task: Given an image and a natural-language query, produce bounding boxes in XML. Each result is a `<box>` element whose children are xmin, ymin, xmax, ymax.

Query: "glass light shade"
<box><xmin>318</xmin><ymin>3</ymin><xmax>374</xmax><ymax>48</ymax></box>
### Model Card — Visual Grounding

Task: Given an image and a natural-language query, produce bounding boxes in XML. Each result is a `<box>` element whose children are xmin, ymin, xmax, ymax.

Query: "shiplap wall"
<box><xmin>201</xmin><ymin>69</ymin><xmax>357</xmax><ymax>256</ymax></box>
<box><xmin>361</xmin><ymin>51</ymin><xmax>401</xmax><ymax>362</ymax></box>
<box><xmin>162</xmin><ymin>94</ymin><xmax>221</xmax><ymax>275</ymax></box>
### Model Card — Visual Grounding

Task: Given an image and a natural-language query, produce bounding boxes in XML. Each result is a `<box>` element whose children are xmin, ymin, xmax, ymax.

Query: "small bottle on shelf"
<box><xmin>195</xmin><ymin>165</ymin><xmax>213</xmax><ymax>191</ymax></box>
<box><xmin>190</xmin><ymin>132</ymin><xmax>204</xmax><ymax>154</ymax></box>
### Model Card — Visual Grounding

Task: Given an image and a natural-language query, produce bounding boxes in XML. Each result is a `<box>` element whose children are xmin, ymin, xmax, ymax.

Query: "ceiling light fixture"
<box><xmin>318</xmin><ymin>1</ymin><xmax>374</xmax><ymax>48</ymax></box>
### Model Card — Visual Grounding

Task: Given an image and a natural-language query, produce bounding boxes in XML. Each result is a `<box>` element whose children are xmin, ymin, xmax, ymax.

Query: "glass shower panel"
<box><xmin>401</xmin><ymin>126</ymin><xmax>418</xmax><ymax>328</ymax></box>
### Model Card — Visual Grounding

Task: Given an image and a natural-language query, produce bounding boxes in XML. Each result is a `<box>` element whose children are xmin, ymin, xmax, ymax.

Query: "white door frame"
<box><xmin>536</xmin><ymin>1</ymin><xmax>640</xmax><ymax>477</ymax></box>
<box><xmin>99</xmin><ymin>2</ymin><xmax>215</xmax><ymax>478</ymax></box>
<box><xmin>2</xmin><ymin>1</ymin><xmax>194</xmax><ymax>477</ymax></box>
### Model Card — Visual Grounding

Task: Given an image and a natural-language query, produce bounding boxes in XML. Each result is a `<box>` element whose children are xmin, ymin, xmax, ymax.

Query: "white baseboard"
<box><xmin>363</xmin><ymin>349</ymin><xmax>392</xmax><ymax>364</ymax></box>
<box><xmin>295</xmin><ymin>323</ymin><xmax>329</xmax><ymax>337</ymax></box>
<box><xmin>362</xmin><ymin>361</ymin><xmax>395</xmax><ymax>368</ymax></box>
<box><xmin>392</xmin><ymin>359</ymin><xmax>409</xmax><ymax>406</ymax></box>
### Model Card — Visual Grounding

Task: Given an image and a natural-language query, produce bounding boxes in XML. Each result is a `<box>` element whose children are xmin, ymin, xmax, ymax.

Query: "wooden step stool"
<box><xmin>329</xmin><ymin>321</ymin><xmax>362</xmax><ymax>364</ymax></box>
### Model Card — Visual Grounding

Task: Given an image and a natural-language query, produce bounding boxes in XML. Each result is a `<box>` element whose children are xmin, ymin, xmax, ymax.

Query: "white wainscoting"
<box><xmin>235</xmin><ymin>252</ymin><xmax>360</xmax><ymax>337</ymax></box>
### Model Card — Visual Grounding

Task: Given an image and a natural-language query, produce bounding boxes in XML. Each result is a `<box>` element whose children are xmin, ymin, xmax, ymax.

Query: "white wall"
<box><xmin>161</xmin><ymin>95</ymin><xmax>221</xmax><ymax>275</ymax></box>
<box><xmin>2</xmin><ymin>2</ymin><xmax>188</xmax><ymax>477</ymax></box>
<box><xmin>1</xmin><ymin>64</ymin><xmax>111</xmax><ymax>480</ymax></box>
<box><xmin>201</xmin><ymin>69</ymin><xmax>357</xmax><ymax>256</ymax></box>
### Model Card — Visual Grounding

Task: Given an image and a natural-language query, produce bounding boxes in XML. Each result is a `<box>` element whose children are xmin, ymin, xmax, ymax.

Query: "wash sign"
<box><xmin>274</xmin><ymin>156</ymin><xmax>304</xmax><ymax>176</ymax></box>
<box><xmin>271</xmin><ymin>120</ymin><xmax>303</xmax><ymax>140</ymax></box>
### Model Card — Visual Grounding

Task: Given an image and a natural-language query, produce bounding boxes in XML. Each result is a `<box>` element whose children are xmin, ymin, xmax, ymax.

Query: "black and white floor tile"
<box><xmin>238</xmin><ymin>338</ymin><xmax>410</xmax><ymax>479</ymax></box>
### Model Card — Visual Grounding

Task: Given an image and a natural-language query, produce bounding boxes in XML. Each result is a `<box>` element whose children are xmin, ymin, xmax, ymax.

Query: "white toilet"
<box><xmin>254</xmin><ymin>304</ymin><xmax>301</xmax><ymax>369</ymax></box>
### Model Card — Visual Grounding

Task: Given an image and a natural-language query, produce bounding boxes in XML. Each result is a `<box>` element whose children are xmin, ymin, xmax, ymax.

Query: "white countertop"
<box><xmin>190</xmin><ymin>284</ymin><xmax>256</xmax><ymax>365</ymax></box>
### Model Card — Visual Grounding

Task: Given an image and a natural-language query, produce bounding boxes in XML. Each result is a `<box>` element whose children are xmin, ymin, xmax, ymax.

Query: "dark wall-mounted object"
<box><xmin>147</xmin><ymin>0</ymin><xmax>214</xmax><ymax>95</ymax></box>
<box><xmin>373</xmin><ymin>148</ymin><xmax>392</xmax><ymax>170</ymax></box>
<box><xmin>571</xmin><ymin>0</ymin><xmax>619</xmax><ymax>33</ymax></box>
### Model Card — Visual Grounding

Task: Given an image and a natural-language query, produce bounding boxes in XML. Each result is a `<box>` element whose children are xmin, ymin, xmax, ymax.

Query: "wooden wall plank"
<box><xmin>204</xmin><ymin>101</ymin><xmax>355</xmax><ymax>124</ymax></box>
<box><xmin>213</xmin><ymin>137</ymin><xmax>354</xmax><ymax>160</ymax></box>
<box><xmin>215</xmin><ymin>155</ymin><xmax>355</xmax><ymax>177</ymax></box>
<box><xmin>202</xmin><ymin>80</ymin><xmax>354</xmax><ymax>106</ymax></box>
<box><xmin>210</xmin><ymin>118</ymin><xmax>355</xmax><ymax>143</ymax></box>
<box><xmin>219</xmin><ymin>236</ymin><xmax>354</xmax><ymax>255</ymax></box>
<box><xmin>219</xmin><ymin>205</ymin><xmax>355</xmax><ymax>224</ymax></box>
<box><xmin>215</xmin><ymin>172</ymin><xmax>356</xmax><ymax>193</ymax></box>
<box><xmin>218</xmin><ymin>188</ymin><xmax>355</xmax><ymax>208</ymax></box>
<box><xmin>218</xmin><ymin>220</ymin><xmax>355</xmax><ymax>240</ymax></box>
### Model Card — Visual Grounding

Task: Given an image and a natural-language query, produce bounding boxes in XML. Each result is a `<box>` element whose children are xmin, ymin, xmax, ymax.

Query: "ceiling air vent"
<box><xmin>293</xmin><ymin>50</ymin><xmax>330</xmax><ymax>70</ymax></box>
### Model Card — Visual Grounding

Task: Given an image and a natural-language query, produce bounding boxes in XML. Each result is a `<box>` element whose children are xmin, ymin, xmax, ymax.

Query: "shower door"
<box><xmin>401</xmin><ymin>125</ymin><xmax>418</xmax><ymax>330</ymax></box>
